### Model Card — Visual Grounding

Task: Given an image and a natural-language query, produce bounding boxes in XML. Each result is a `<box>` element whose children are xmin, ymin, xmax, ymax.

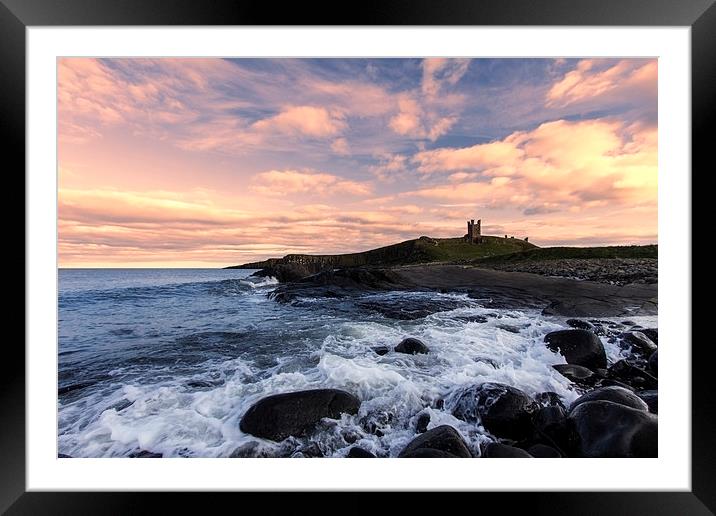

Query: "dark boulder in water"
<box><xmin>534</xmin><ymin>391</ymin><xmax>566</xmax><ymax>410</ymax></box>
<box><xmin>230</xmin><ymin>441</ymin><xmax>275</xmax><ymax>458</ymax></box>
<box><xmin>607</xmin><ymin>360</ymin><xmax>658</xmax><ymax>390</ymax></box>
<box><xmin>552</xmin><ymin>364</ymin><xmax>596</xmax><ymax>386</ymax></box>
<box><xmin>569</xmin><ymin>385</ymin><xmax>648</xmax><ymax>413</ymax></box>
<box><xmin>641</xmin><ymin>328</ymin><xmax>658</xmax><ymax>344</ymax></box>
<box><xmin>415</xmin><ymin>412</ymin><xmax>431</xmax><ymax>433</ymax></box>
<box><xmin>637</xmin><ymin>390</ymin><xmax>658</xmax><ymax>414</ymax></box>
<box><xmin>372</xmin><ymin>345</ymin><xmax>390</xmax><ymax>356</ymax></box>
<box><xmin>239</xmin><ymin>389</ymin><xmax>361</xmax><ymax>442</ymax></box>
<box><xmin>394</xmin><ymin>337</ymin><xmax>429</xmax><ymax>355</ymax></box>
<box><xmin>568</xmin><ymin>400</ymin><xmax>658</xmax><ymax>457</ymax></box>
<box><xmin>482</xmin><ymin>443</ymin><xmax>533</xmax><ymax>458</ymax></box>
<box><xmin>532</xmin><ymin>405</ymin><xmax>571</xmax><ymax>454</ymax></box>
<box><xmin>128</xmin><ymin>450</ymin><xmax>162</xmax><ymax>458</ymax></box>
<box><xmin>398</xmin><ymin>425</ymin><xmax>472</xmax><ymax>458</ymax></box>
<box><xmin>527</xmin><ymin>443</ymin><xmax>562</xmax><ymax>458</ymax></box>
<box><xmin>566</xmin><ymin>319</ymin><xmax>594</xmax><ymax>331</ymax></box>
<box><xmin>452</xmin><ymin>383</ymin><xmax>537</xmax><ymax>440</ymax></box>
<box><xmin>58</xmin><ymin>453</ymin><xmax>73</xmax><ymax>458</ymax></box>
<box><xmin>544</xmin><ymin>329</ymin><xmax>607</xmax><ymax>369</ymax></box>
<box><xmin>648</xmin><ymin>350</ymin><xmax>658</xmax><ymax>375</ymax></box>
<box><xmin>619</xmin><ymin>331</ymin><xmax>657</xmax><ymax>357</ymax></box>
<box><xmin>346</xmin><ymin>447</ymin><xmax>375</xmax><ymax>458</ymax></box>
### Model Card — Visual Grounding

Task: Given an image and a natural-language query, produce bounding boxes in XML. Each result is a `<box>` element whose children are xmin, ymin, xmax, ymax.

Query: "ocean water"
<box><xmin>58</xmin><ymin>268</ymin><xmax>656</xmax><ymax>458</ymax></box>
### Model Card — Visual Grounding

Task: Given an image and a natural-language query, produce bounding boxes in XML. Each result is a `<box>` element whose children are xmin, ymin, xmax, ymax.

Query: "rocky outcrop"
<box><xmin>568</xmin><ymin>400</ymin><xmax>657</xmax><ymax>457</ymax></box>
<box><xmin>398</xmin><ymin>425</ymin><xmax>472</xmax><ymax>458</ymax></box>
<box><xmin>452</xmin><ymin>383</ymin><xmax>536</xmax><ymax>440</ymax></box>
<box><xmin>544</xmin><ymin>329</ymin><xmax>607</xmax><ymax>369</ymax></box>
<box><xmin>239</xmin><ymin>389</ymin><xmax>361</xmax><ymax>442</ymax></box>
<box><xmin>395</xmin><ymin>337</ymin><xmax>430</xmax><ymax>355</ymax></box>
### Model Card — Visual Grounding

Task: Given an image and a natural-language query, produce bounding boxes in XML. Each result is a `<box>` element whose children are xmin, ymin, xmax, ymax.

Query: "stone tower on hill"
<box><xmin>466</xmin><ymin>219</ymin><xmax>482</xmax><ymax>244</ymax></box>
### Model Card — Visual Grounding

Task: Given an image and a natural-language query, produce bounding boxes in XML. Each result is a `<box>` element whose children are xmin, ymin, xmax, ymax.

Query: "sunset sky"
<box><xmin>58</xmin><ymin>58</ymin><xmax>657</xmax><ymax>268</ymax></box>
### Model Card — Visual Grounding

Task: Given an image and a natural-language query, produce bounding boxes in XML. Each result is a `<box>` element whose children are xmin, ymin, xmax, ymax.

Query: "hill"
<box><xmin>227</xmin><ymin>235</ymin><xmax>538</xmax><ymax>271</ymax></box>
<box><xmin>473</xmin><ymin>244</ymin><xmax>658</xmax><ymax>265</ymax></box>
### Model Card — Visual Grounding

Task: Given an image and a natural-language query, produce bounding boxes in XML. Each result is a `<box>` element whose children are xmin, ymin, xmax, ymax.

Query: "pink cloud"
<box><xmin>252</xmin><ymin>105</ymin><xmax>347</xmax><ymax>138</ymax></box>
<box><xmin>547</xmin><ymin>59</ymin><xmax>657</xmax><ymax>108</ymax></box>
<box><xmin>251</xmin><ymin>169</ymin><xmax>372</xmax><ymax>197</ymax></box>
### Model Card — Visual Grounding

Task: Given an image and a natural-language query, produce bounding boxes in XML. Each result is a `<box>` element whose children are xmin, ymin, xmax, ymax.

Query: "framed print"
<box><xmin>5</xmin><ymin>0</ymin><xmax>714</xmax><ymax>512</ymax></box>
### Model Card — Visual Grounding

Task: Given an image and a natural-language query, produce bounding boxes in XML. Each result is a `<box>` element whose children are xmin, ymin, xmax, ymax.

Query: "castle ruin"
<box><xmin>465</xmin><ymin>219</ymin><xmax>482</xmax><ymax>244</ymax></box>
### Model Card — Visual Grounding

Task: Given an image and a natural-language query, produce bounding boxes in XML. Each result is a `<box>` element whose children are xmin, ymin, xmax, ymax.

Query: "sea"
<box><xmin>58</xmin><ymin>268</ymin><xmax>656</xmax><ymax>458</ymax></box>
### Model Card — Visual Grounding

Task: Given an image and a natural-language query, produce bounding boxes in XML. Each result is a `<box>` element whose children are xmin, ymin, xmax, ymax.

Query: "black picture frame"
<box><xmin>4</xmin><ymin>0</ymin><xmax>712</xmax><ymax>512</ymax></box>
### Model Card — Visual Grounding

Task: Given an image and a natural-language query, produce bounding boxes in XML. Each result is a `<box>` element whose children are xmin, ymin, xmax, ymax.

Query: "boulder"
<box><xmin>544</xmin><ymin>329</ymin><xmax>607</xmax><ymax>369</ymax></box>
<box><xmin>648</xmin><ymin>350</ymin><xmax>658</xmax><ymax>375</ymax></box>
<box><xmin>394</xmin><ymin>337</ymin><xmax>429</xmax><ymax>355</ymax></box>
<box><xmin>527</xmin><ymin>444</ymin><xmax>562</xmax><ymax>458</ymax></box>
<box><xmin>569</xmin><ymin>386</ymin><xmax>648</xmax><ymax>413</ymax></box>
<box><xmin>552</xmin><ymin>364</ymin><xmax>596</xmax><ymax>386</ymax></box>
<box><xmin>415</xmin><ymin>412</ymin><xmax>431</xmax><ymax>434</ymax></box>
<box><xmin>482</xmin><ymin>443</ymin><xmax>533</xmax><ymax>458</ymax></box>
<box><xmin>637</xmin><ymin>390</ymin><xmax>658</xmax><ymax>414</ymax></box>
<box><xmin>607</xmin><ymin>360</ymin><xmax>658</xmax><ymax>390</ymax></box>
<box><xmin>401</xmin><ymin>448</ymin><xmax>460</xmax><ymax>458</ymax></box>
<box><xmin>239</xmin><ymin>389</ymin><xmax>361</xmax><ymax>442</ymax></box>
<box><xmin>128</xmin><ymin>450</ymin><xmax>162</xmax><ymax>458</ymax></box>
<box><xmin>230</xmin><ymin>441</ymin><xmax>275</xmax><ymax>458</ymax></box>
<box><xmin>372</xmin><ymin>345</ymin><xmax>390</xmax><ymax>356</ymax></box>
<box><xmin>347</xmin><ymin>447</ymin><xmax>375</xmax><ymax>458</ymax></box>
<box><xmin>566</xmin><ymin>319</ymin><xmax>594</xmax><ymax>330</ymax></box>
<box><xmin>452</xmin><ymin>383</ymin><xmax>537</xmax><ymax>440</ymax></box>
<box><xmin>398</xmin><ymin>425</ymin><xmax>472</xmax><ymax>458</ymax></box>
<box><xmin>532</xmin><ymin>405</ymin><xmax>571</xmax><ymax>454</ymax></box>
<box><xmin>620</xmin><ymin>331</ymin><xmax>657</xmax><ymax>356</ymax></box>
<box><xmin>534</xmin><ymin>391</ymin><xmax>566</xmax><ymax>410</ymax></box>
<box><xmin>569</xmin><ymin>400</ymin><xmax>658</xmax><ymax>457</ymax></box>
<box><xmin>641</xmin><ymin>328</ymin><xmax>658</xmax><ymax>344</ymax></box>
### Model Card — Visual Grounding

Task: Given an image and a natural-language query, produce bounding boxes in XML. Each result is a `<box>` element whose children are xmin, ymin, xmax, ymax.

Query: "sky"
<box><xmin>58</xmin><ymin>57</ymin><xmax>657</xmax><ymax>268</ymax></box>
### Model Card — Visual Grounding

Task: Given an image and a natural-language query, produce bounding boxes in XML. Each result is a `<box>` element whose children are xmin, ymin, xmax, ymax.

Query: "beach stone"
<box><xmin>544</xmin><ymin>329</ymin><xmax>607</xmax><ymax>369</ymax></box>
<box><xmin>415</xmin><ymin>413</ymin><xmax>431</xmax><ymax>433</ymax></box>
<box><xmin>452</xmin><ymin>383</ymin><xmax>537</xmax><ymax>440</ymax></box>
<box><xmin>620</xmin><ymin>331</ymin><xmax>657</xmax><ymax>356</ymax></box>
<box><xmin>552</xmin><ymin>364</ymin><xmax>596</xmax><ymax>386</ymax></box>
<box><xmin>534</xmin><ymin>391</ymin><xmax>566</xmax><ymax>409</ymax></box>
<box><xmin>527</xmin><ymin>444</ymin><xmax>562</xmax><ymax>458</ymax></box>
<box><xmin>532</xmin><ymin>405</ymin><xmax>571</xmax><ymax>452</ymax></box>
<box><xmin>372</xmin><ymin>345</ymin><xmax>390</xmax><ymax>356</ymax></box>
<box><xmin>648</xmin><ymin>350</ymin><xmax>658</xmax><ymax>375</ymax></box>
<box><xmin>569</xmin><ymin>400</ymin><xmax>658</xmax><ymax>457</ymax></box>
<box><xmin>398</xmin><ymin>425</ymin><xmax>471</xmax><ymax>458</ymax></box>
<box><xmin>607</xmin><ymin>360</ymin><xmax>658</xmax><ymax>390</ymax></box>
<box><xmin>566</xmin><ymin>319</ymin><xmax>594</xmax><ymax>330</ymax></box>
<box><xmin>346</xmin><ymin>447</ymin><xmax>375</xmax><ymax>458</ymax></box>
<box><xmin>482</xmin><ymin>443</ymin><xmax>533</xmax><ymax>458</ymax></box>
<box><xmin>401</xmin><ymin>448</ymin><xmax>460</xmax><ymax>458</ymax></box>
<box><xmin>569</xmin><ymin>386</ymin><xmax>648</xmax><ymax>413</ymax></box>
<box><xmin>637</xmin><ymin>390</ymin><xmax>658</xmax><ymax>414</ymax></box>
<box><xmin>239</xmin><ymin>389</ymin><xmax>361</xmax><ymax>442</ymax></box>
<box><xmin>129</xmin><ymin>450</ymin><xmax>162</xmax><ymax>458</ymax></box>
<box><xmin>641</xmin><ymin>328</ymin><xmax>658</xmax><ymax>344</ymax></box>
<box><xmin>230</xmin><ymin>441</ymin><xmax>275</xmax><ymax>458</ymax></box>
<box><xmin>394</xmin><ymin>337</ymin><xmax>429</xmax><ymax>355</ymax></box>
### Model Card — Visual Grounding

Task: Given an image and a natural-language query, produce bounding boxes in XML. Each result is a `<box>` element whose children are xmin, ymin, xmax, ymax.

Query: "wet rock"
<box><xmin>552</xmin><ymin>364</ymin><xmax>596</xmax><ymax>386</ymax></box>
<box><xmin>394</xmin><ymin>337</ymin><xmax>429</xmax><ymax>355</ymax></box>
<box><xmin>398</xmin><ymin>425</ymin><xmax>472</xmax><ymax>458</ymax></box>
<box><xmin>293</xmin><ymin>442</ymin><xmax>324</xmax><ymax>458</ymax></box>
<box><xmin>252</xmin><ymin>262</ymin><xmax>327</xmax><ymax>283</ymax></box>
<box><xmin>648</xmin><ymin>350</ymin><xmax>658</xmax><ymax>375</ymax></box>
<box><xmin>566</xmin><ymin>319</ymin><xmax>594</xmax><ymax>330</ymax></box>
<box><xmin>607</xmin><ymin>360</ymin><xmax>658</xmax><ymax>390</ymax></box>
<box><xmin>187</xmin><ymin>380</ymin><xmax>215</xmax><ymax>389</ymax></box>
<box><xmin>637</xmin><ymin>390</ymin><xmax>658</xmax><ymax>414</ymax></box>
<box><xmin>532</xmin><ymin>405</ymin><xmax>571</xmax><ymax>453</ymax></box>
<box><xmin>372</xmin><ymin>345</ymin><xmax>390</xmax><ymax>356</ymax></box>
<box><xmin>527</xmin><ymin>444</ymin><xmax>562</xmax><ymax>458</ymax></box>
<box><xmin>129</xmin><ymin>450</ymin><xmax>162</xmax><ymax>458</ymax></box>
<box><xmin>452</xmin><ymin>383</ymin><xmax>537</xmax><ymax>440</ymax></box>
<box><xmin>415</xmin><ymin>413</ymin><xmax>431</xmax><ymax>434</ymax></box>
<box><xmin>569</xmin><ymin>400</ymin><xmax>658</xmax><ymax>457</ymax></box>
<box><xmin>240</xmin><ymin>389</ymin><xmax>361</xmax><ymax>442</ymax></box>
<box><xmin>483</xmin><ymin>443</ymin><xmax>533</xmax><ymax>458</ymax></box>
<box><xmin>346</xmin><ymin>447</ymin><xmax>375</xmax><ymax>458</ymax></box>
<box><xmin>641</xmin><ymin>328</ymin><xmax>658</xmax><ymax>344</ymax></box>
<box><xmin>544</xmin><ymin>329</ymin><xmax>607</xmax><ymax>369</ymax></box>
<box><xmin>58</xmin><ymin>453</ymin><xmax>73</xmax><ymax>458</ymax></box>
<box><xmin>620</xmin><ymin>331</ymin><xmax>657</xmax><ymax>357</ymax></box>
<box><xmin>534</xmin><ymin>391</ymin><xmax>566</xmax><ymax>410</ymax></box>
<box><xmin>401</xmin><ymin>448</ymin><xmax>460</xmax><ymax>458</ymax></box>
<box><xmin>230</xmin><ymin>441</ymin><xmax>275</xmax><ymax>458</ymax></box>
<box><xmin>359</xmin><ymin>410</ymin><xmax>394</xmax><ymax>437</ymax></box>
<box><xmin>569</xmin><ymin>386</ymin><xmax>648</xmax><ymax>413</ymax></box>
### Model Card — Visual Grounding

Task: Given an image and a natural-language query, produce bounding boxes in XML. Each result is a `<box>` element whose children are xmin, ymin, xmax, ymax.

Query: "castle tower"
<box><xmin>466</xmin><ymin>219</ymin><xmax>482</xmax><ymax>244</ymax></box>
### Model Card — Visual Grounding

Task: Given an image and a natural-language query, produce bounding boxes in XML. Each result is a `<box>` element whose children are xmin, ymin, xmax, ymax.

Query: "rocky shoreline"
<box><xmin>479</xmin><ymin>257</ymin><xmax>657</xmax><ymax>286</ymax></box>
<box><xmin>232</xmin><ymin>323</ymin><xmax>658</xmax><ymax>458</ymax></box>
